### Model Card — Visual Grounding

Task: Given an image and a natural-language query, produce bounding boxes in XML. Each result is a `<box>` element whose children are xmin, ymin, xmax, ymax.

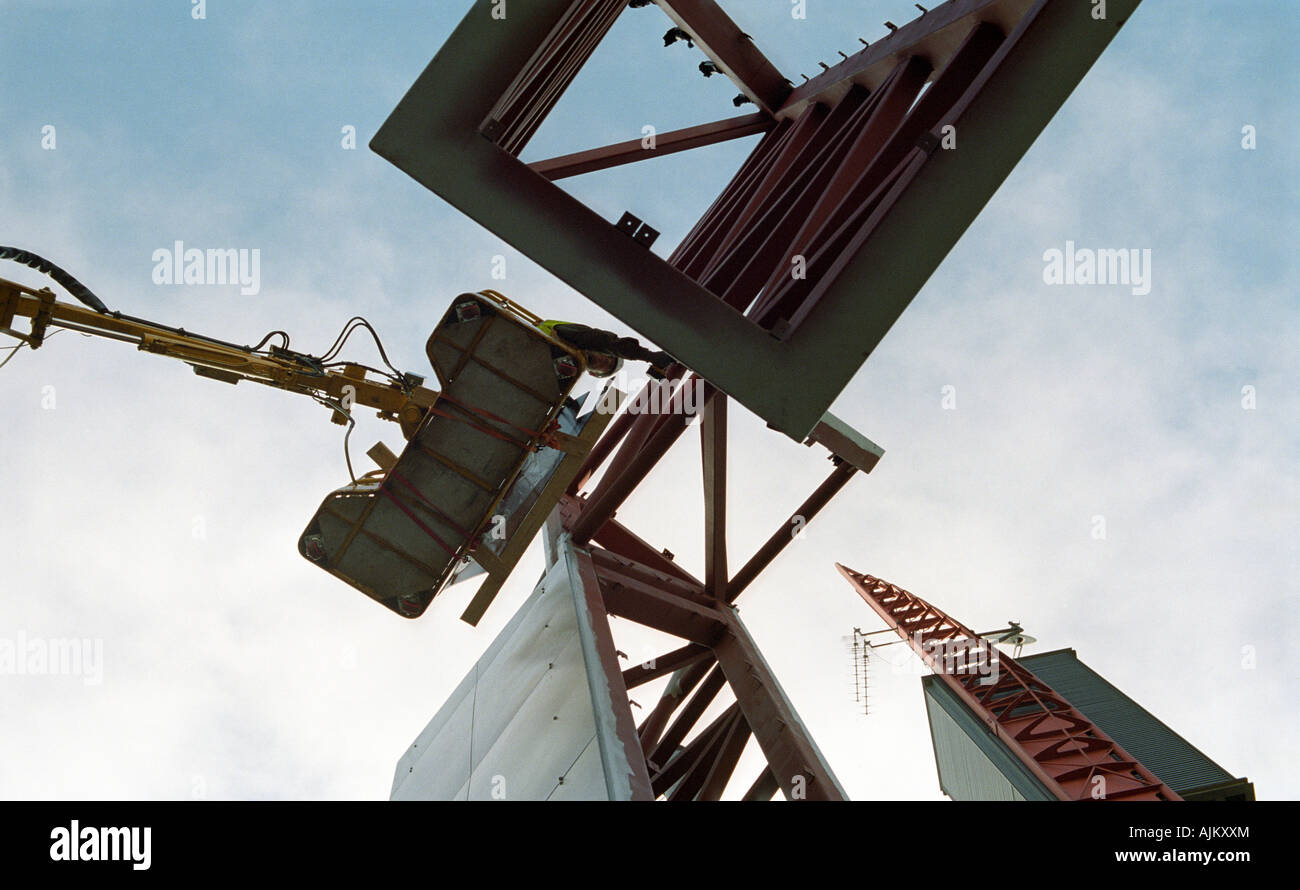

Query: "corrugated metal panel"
<box><xmin>921</xmin><ymin>676</ymin><xmax>1053</xmax><ymax>801</ymax></box>
<box><xmin>1018</xmin><ymin>649</ymin><xmax>1239</xmax><ymax>797</ymax></box>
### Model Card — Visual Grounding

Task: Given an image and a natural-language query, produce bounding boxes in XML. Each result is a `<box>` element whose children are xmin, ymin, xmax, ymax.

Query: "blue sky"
<box><xmin>1</xmin><ymin>1</ymin><xmax>1295</xmax><ymax>800</ymax></box>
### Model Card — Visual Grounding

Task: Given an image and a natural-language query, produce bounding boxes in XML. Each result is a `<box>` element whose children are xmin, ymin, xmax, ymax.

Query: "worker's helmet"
<box><xmin>586</xmin><ymin>351</ymin><xmax>623</xmax><ymax>378</ymax></box>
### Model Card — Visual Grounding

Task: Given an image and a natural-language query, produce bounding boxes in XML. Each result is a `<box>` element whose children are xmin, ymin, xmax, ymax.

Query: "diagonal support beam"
<box><xmin>637</xmin><ymin>654</ymin><xmax>716</xmax><ymax>751</ymax></box>
<box><xmin>701</xmin><ymin>395</ymin><xmax>728</xmax><ymax>598</ymax></box>
<box><xmin>651</xmin><ymin>701</ymin><xmax>739</xmax><ymax>798</ymax></box>
<box><xmin>695</xmin><ymin>708</ymin><xmax>753</xmax><ymax>801</ymax></box>
<box><xmin>559</xmin><ymin>493</ymin><xmax>703</xmax><ymax>587</ymax></box>
<box><xmin>725</xmin><ymin>460</ymin><xmax>857</xmax><ymax>602</ymax></box>
<box><xmin>593</xmin><ymin>555</ymin><xmax>727</xmax><ymax>645</ymax></box>
<box><xmin>528</xmin><ymin>112</ymin><xmax>773</xmax><ymax>180</ymax></box>
<box><xmin>569</xmin><ymin>381</ymin><xmax>717</xmax><ymax>544</ymax></box>
<box><xmin>647</xmin><ymin>664</ymin><xmax>728</xmax><ymax>771</ymax></box>
<box><xmin>712</xmin><ymin>608</ymin><xmax>847</xmax><ymax>800</ymax></box>
<box><xmin>622</xmin><ymin>643</ymin><xmax>712</xmax><ymax>690</ymax></box>
<box><xmin>742</xmin><ymin>766</ymin><xmax>780</xmax><ymax>801</ymax></box>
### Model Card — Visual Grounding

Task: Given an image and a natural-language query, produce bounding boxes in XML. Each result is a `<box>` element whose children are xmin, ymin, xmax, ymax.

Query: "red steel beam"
<box><xmin>777</xmin><ymin>0</ymin><xmax>1008</xmax><ymax>119</ymax></box>
<box><xmin>583</xmin><ymin>370</ymin><xmax>690</xmax><ymax>500</ymax></box>
<box><xmin>622</xmin><ymin>643</ymin><xmax>712</xmax><ymax>690</ymax></box>
<box><xmin>712</xmin><ymin>608</ymin><xmax>847</xmax><ymax>800</ymax></box>
<box><xmin>488</xmin><ymin>0</ymin><xmax>627</xmax><ymax>154</ymax></box>
<box><xmin>637</xmin><ymin>654</ymin><xmax>716</xmax><ymax>751</ymax></box>
<box><xmin>569</xmin><ymin>382</ymin><xmax>717</xmax><ymax>544</ymax></box>
<box><xmin>528</xmin><ymin>112</ymin><xmax>772</xmax><ymax>180</ymax></box>
<box><xmin>594</xmin><ymin>559</ymin><xmax>727</xmax><ymax>646</ymax></box>
<box><xmin>699</xmin><ymin>91</ymin><xmax>872</xmax><ymax>294</ymax></box>
<box><xmin>670</xmin><ymin>705</ymin><xmax>750</xmax><ymax>801</ymax></box>
<box><xmin>647</xmin><ymin>664</ymin><xmax>728</xmax><ymax>770</ymax></box>
<box><xmin>725</xmin><ymin>460</ymin><xmax>857</xmax><ymax>603</ymax></box>
<box><xmin>651</xmin><ymin>701</ymin><xmax>739</xmax><ymax>798</ymax></box>
<box><xmin>749</xmin><ymin>56</ymin><xmax>931</xmax><ymax>320</ymax></box>
<box><xmin>742</xmin><ymin>767</ymin><xmax>780</xmax><ymax>801</ymax></box>
<box><xmin>673</xmin><ymin>114</ymin><xmax>804</xmax><ymax>278</ymax></box>
<box><xmin>694</xmin><ymin>708</ymin><xmax>752</xmax><ymax>801</ymax></box>
<box><xmin>654</xmin><ymin>0</ymin><xmax>792</xmax><ymax>115</ymax></box>
<box><xmin>701</xmin><ymin>395</ymin><xmax>728</xmax><ymax>598</ymax></box>
<box><xmin>559</xmin><ymin>493</ymin><xmax>704</xmax><ymax>587</ymax></box>
<box><xmin>838</xmin><ymin>565</ymin><xmax>1181</xmax><ymax>801</ymax></box>
<box><xmin>755</xmin><ymin>22</ymin><xmax>1007</xmax><ymax>329</ymax></box>
<box><xmin>568</xmin><ymin>369</ymin><xmax>688</xmax><ymax>495</ymax></box>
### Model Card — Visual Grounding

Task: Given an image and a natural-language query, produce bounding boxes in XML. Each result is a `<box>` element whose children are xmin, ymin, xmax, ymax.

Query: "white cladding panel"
<box><xmin>391</xmin><ymin>558</ymin><xmax>608</xmax><ymax>800</ymax></box>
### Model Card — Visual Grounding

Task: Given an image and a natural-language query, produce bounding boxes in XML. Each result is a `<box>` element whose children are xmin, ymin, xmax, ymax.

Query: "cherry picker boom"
<box><xmin>1</xmin><ymin>264</ymin><xmax>616</xmax><ymax>623</ymax></box>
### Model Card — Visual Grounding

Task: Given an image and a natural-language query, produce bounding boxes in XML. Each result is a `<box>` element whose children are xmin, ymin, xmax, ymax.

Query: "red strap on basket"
<box><xmin>433</xmin><ymin>392</ymin><xmax>555</xmax><ymax>451</ymax></box>
<box><xmin>378</xmin><ymin>486</ymin><xmax>465</xmax><ymax>561</ymax></box>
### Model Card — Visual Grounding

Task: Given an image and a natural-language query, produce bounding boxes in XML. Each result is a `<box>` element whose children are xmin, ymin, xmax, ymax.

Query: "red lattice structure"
<box><xmin>838</xmin><ymin>564</ymin><xmax>1180</xmax><ymax>801</ymax></box>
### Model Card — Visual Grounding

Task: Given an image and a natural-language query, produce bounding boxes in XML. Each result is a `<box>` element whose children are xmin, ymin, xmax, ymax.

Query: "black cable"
<box><xmin>0</xmin><ymin>246</ymin><xmax>110</xmax><ymax>313</ymax></box>
<box><xmin>319</xmin><ymin>316</ymin><xmax>410</xmax><ymax>391</ymax></box>
<box><xmin>319</xmin><ymin>317</ymin><xmax>368</xmax><ymax>363</ymax></box>
<box><xmin>0</xmin><ymin>342</ymin><xmax>23</xmax><ymax>369</ymax></box>
<box><xmin>250</xmin><ymin>330</ymin><xmax>291</xmax><ymax>351</ymax></box>
<box><xmin>322</xmin><ymin>317</ymin><xmax>403</xmax><ymax>378</ymax></box>
<box><xmin>0</xmin><ymin>327</ymin><xmax>91</xmax><ymax>370</ymax></box>
<box><xmin>312</xmin><ymin>395</ymin><xmax>358</xmax><ymax>484</ymax></box>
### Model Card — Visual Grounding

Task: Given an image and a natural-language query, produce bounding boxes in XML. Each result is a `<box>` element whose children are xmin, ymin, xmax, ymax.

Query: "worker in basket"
<box><xmin>537</xmin><ymin>320</ymin><xmax>675</xmax><ymax>380</ymax></box>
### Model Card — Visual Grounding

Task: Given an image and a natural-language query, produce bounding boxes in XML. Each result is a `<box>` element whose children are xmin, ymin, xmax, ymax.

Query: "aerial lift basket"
<box><xmin>297</xmin><ymin>291</ymin><xmax>610</xmax><ymax>620</ymax></box>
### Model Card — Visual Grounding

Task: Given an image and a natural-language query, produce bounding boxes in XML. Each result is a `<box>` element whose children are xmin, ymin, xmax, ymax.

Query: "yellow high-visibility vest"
<box><xmin>537</xmin><ymin>320</ymin><xmax>572</xmax><ymax>340</ymax></box>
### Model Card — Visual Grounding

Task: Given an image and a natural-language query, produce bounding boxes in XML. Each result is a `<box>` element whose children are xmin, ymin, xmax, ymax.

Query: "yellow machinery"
<box><xmin>1</xmin><ymin>269</ymin><xmax>617</xmax><ymax>623</ymax></box>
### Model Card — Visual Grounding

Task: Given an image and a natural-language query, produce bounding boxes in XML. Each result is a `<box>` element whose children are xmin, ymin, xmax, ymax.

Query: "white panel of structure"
<box><xmin>391</xmin><ymin>557</ymin><xmax>610</xmax><ymax>801</ymax></box>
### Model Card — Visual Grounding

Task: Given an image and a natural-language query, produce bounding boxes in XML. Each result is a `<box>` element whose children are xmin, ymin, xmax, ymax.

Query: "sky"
<box><xmin>0</xmin><ymin>0</ymin><xmax>1295</xmax><ymax>801</ymax></box>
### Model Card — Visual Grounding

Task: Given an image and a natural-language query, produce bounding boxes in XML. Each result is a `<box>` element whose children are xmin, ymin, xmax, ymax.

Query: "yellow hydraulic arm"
<box><xmin>0</xmin><ymin>275</ymin><xmax>439</xmax><ymax>440</ymax></box>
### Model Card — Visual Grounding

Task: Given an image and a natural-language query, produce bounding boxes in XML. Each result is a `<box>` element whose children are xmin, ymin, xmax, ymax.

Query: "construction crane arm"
<box><xmin>0</xmin><ymin>275</ymin><xmax>438</xmax><ymax>439</ymax></box>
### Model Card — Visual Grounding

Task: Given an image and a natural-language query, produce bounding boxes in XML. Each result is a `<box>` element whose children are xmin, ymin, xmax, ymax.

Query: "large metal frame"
<box><xmin>372</xmin><ymin>0</ymin><xmax>1144</xmax><ymax>798</ymax></box>
<box><xmin>373</xmin><ymin>0</ymin><xmax>1142</xmax><ymax>439</ymax></box>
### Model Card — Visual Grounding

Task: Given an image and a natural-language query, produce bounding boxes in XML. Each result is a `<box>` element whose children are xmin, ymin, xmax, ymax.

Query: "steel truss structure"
<box><xmin>373</xmin><ymin>0</ymin><xmax>1146</xmax><ymax>798</ymax></box>
<box><xmin>839</xmin><ymin>565</ymin><xmax>1180</xmax><ymax>800</ymax></box>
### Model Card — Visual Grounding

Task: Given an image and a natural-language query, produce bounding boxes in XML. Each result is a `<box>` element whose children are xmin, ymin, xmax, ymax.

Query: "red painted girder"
<box><xmin>569</xmin><ymin>381</ymin><xmax>718</xmax><ymax>544</ymax></box>
<box><xmin>637</xmin><ymin>654</ymin><xmax>716</xmax><ymax>751</ymax></box>
<box><xmin>777</xmin><ymin>0</ymin><xmax>1007</xmax><ymax>119</ymax></box>
<box><xmin>489</xmin><ymin>0</ymin><xmax>627</xmax><ymax>154</ymax></box>
<box><xmin>647</xmin><ymin>664</ymin><xmax>728</xmax><ymax>771</ymax></box>
<box><xmin>673</xmin><ymin>113</ymin><xmax>808</xmax><ymax>279</ymax></box>
<box><xmin>651</xmin><ymin>700</ymin><xmax>739</xmax><ymax>798</ymax></box>
<box><xmin>712</xmin><ymin>608</ymin><xmax>848</xmax><ymax>800</ymax></box>
<box><xmin>528</xmin><ymin>112</ymin><xmax>772</xmax><ymax>180</ymax></box>
<box><xmin>622</xmin><ymin>643</ymin><xmax>712</xmax><ymax>690</ymax></box>
<box><xmin>559</xmin><ymin>493</ymin><xmax>704</xmax><ymax>587</ymax></box>
<box><xmin>754</xmin><ymin>22</ymin><xmax>1006</xmax><ymax>328</ymax></box>
<box><xmin>673</xmin><ymin>705</ymin><xmax>751</xmax><ymax>801</ymax></box>
<box><xmin>725</xmin><ymin>460</ymin><xmax>857</xmax><ymax>603</ymax></box>
<box><xmin>838</xmin><ymin>565</ymin><xmax>1181</xmax><ymax>801</ymax></box>
<box><xmin>593</xmin><ymin>557</ymin><xmax>727</xmax><ymax>645</ymax></box>
<box><xmin>699</xmin><ymin>89</ymin><xmax>874</xmax><ymax>295</ymax></box>
<box><xmin>701</xmin><ymin>395</ymin><xmax>728</xmax><ymax>598</ymax></box>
